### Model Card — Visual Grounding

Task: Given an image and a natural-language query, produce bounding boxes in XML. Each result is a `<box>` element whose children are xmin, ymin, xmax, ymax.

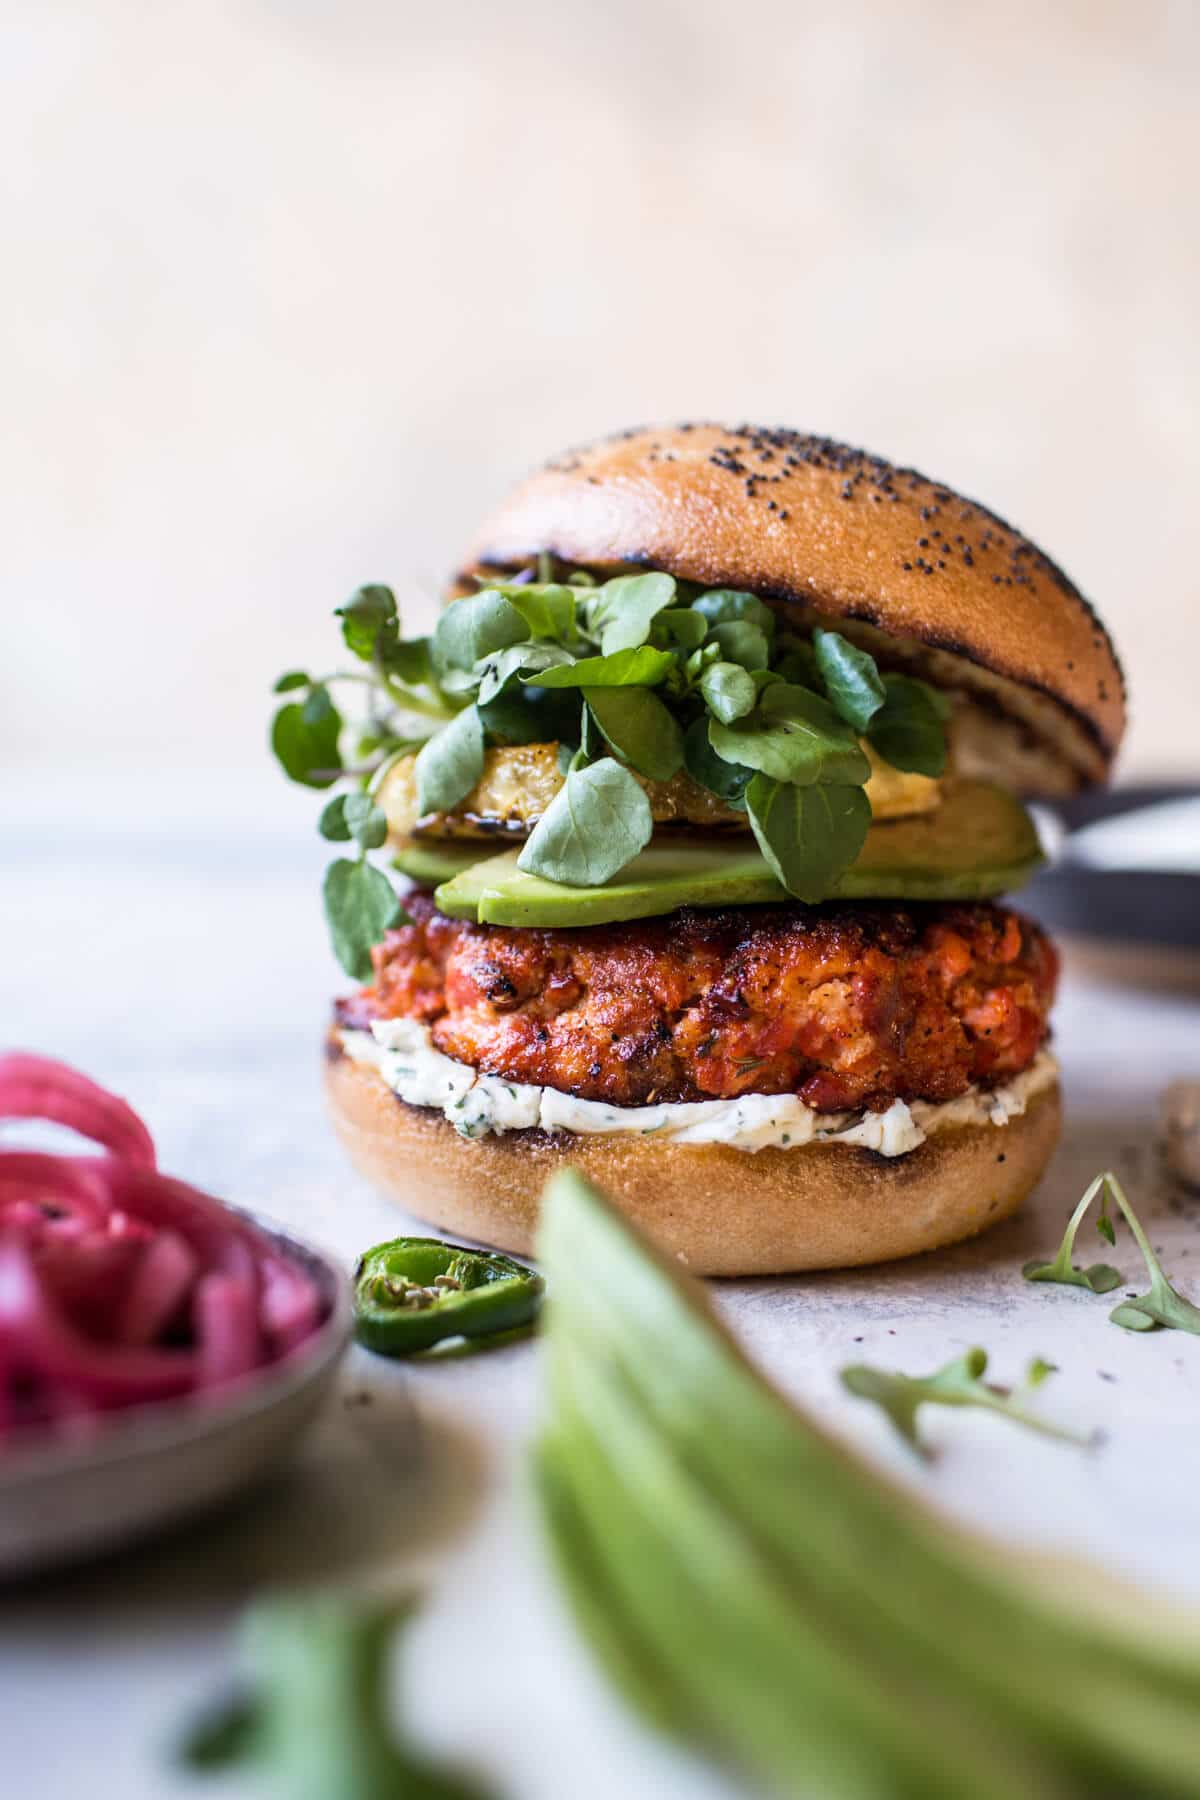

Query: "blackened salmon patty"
<box><xmin>337</xmin><ymin>894</ymin><xmax>1058</xmax><ymax>1114</ymax></box>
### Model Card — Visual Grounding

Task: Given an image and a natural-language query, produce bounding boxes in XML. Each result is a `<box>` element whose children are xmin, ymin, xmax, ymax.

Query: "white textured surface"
<box><xmin>3</xmin><ymin>774</ymin><xmax>1200</xmax><ymax>1798</ymax></box>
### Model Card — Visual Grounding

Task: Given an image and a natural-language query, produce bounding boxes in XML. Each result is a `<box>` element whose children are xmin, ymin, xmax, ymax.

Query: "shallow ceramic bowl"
<box><xmin>0</xmin><ymin>1212</ymin><xmax>353</xmax><ymax>1578</ymax></box>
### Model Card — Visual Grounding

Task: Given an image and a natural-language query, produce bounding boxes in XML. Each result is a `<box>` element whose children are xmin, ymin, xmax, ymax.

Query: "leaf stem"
<box><xmin>1047</xmin><ymin>1173</ymin><xmax>1106</xmax><ymax>1278</ymax></box>
<box><xmin>314</xmin><ymin>669</ymin><xmax>454</xmax><ymax>723</ymax></box>
<box><xmin>380</xmin><ymin>673</ymin><xmax>456</xmax><ymax>721</ymax></box>
<box><xmin>1101</xmin><ymin>1171</ymin><xmax>1158</xmax><ymax>1273</ymax></box>
<box><xmin>309</xmin><ymin>762</ymin><xmax>382</xmax><ymax>782</ymax></box>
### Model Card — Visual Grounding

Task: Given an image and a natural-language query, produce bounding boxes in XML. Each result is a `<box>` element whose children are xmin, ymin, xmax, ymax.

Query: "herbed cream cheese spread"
<box><xmin>337</xmin><ymin>1020</ymin><xmax>1058</xmax><ymax>1159</ymax></box>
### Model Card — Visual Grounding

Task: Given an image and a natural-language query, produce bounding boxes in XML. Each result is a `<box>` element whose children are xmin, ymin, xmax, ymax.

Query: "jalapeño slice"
<box><xmin>353</xmin><ymin>1236</ymin><xmax>544</xmax><ymax>1356</ymax></box>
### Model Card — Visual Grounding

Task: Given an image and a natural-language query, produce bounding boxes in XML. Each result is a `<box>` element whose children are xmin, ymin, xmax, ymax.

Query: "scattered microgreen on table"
<box><xmin>270</xmin><ymin>567</ymin><xmax>948</xmax><ymax>974</ymax></box>
<box><xmin>1024</xmin><ymin>1169</ymin><xmax>1200</xmax><ymax>1335</ymax></box>
<box><xmin>840</xmin><ymin>1347</ymin><xmax>1091</xmax><ymax>1458</ymax></box>
<box><xmin>1022</xmin><ymin>1172</ymin><xmax>1124</xmax><ymax>1294</ymax></box>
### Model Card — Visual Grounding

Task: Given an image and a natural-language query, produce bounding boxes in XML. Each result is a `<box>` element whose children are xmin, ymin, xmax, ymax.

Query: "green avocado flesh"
<box><xmin>431</xmin><ymin>780</ymin><xmax>1043</xmax><ymax>927</ymax></box>
<box><xmin>393</xmin><ymin>841</ymin><xmax>487</xmax><ymax>883</ymax></box>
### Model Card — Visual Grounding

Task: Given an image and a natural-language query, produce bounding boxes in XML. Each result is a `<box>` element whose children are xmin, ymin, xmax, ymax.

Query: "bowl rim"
<box><xmin>0</xmin><ymin>1203</ymin><xmax>354</xmax><ymax>1488</ymax></box>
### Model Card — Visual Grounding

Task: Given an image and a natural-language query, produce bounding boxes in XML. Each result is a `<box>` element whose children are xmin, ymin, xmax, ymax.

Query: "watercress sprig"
<box><xmin>269</xmin><ymin>585</ymin><xmax>452</xmax><ymax>974</ymax></box>
<box><xmin>271</xmin><ymin>571</ymin><xmax>950</xmax><ymax>972</ymax></box>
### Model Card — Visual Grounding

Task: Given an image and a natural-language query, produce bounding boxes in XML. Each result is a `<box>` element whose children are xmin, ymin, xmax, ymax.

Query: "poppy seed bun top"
<box><xmin>462</xmin><ymin>423</ymin><xmax>1125</xmax><ymax>790</ymax></box>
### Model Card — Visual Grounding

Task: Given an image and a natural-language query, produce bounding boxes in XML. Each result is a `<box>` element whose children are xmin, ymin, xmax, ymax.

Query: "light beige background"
<box><xmin>4</xmin><ymin>0</ymin><xmax>1197</xmax><ymax>779</ymax></box>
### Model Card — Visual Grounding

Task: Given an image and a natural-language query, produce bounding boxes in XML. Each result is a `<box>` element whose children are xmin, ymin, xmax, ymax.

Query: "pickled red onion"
<box><xmin>0</xmin><ymin>1055</ymin><xmax>156</xmax><ymax>1168</ymax></box>
<box><xmin>0</xmin><ymin>1055</ymin><xmax>327</xmax><ymax>1443</ymax></box>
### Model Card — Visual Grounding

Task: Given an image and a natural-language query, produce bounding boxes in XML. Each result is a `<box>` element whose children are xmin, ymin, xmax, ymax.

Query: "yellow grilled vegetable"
<box><xmin>378</xmin><ymin>739</ymin><xmax>940</xmax><ymax>846</ymax></box>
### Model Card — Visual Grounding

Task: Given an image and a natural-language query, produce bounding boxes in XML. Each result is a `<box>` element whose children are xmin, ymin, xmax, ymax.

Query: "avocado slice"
<box><xmin>392</xmin><ymin>841</ymin><xmax>508</xmax><ymax>884</ymax></box>
<box><xmin>433</xmin><ymin>781</ymin><xmax>1043</xmax><ymax>927</ymax></box>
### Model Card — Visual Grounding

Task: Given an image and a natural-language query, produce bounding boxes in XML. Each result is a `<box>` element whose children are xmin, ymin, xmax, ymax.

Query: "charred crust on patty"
<box><xmin>340</xmin><ymin>891</ymin><xmax>1057</xmax><ymax>1116</ymax></box>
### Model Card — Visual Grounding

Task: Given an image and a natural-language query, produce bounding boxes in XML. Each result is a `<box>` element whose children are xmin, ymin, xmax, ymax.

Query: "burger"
<box><xmin>273</xmin><ymin>424</ymin><xmax>1124</xmax><ymax>1275</ymax></box>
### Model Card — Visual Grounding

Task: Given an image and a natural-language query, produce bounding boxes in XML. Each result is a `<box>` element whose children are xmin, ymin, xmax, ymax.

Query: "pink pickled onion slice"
<box><xmin>117</xmin><ymin>1230</ymin><xmax>197</xmax><ymax>1347</ymax></box>
<box><xmin>105</xmin><ymin>1164</ymin><xmax>271</xmax><ymax>1274</ymax></box>
<box><xmin>0</xmin><ymin>1152</ymin><xmax>112</xmax><ymax>1226</ymax></box>
<box><xmin>0</xmin><ymin>1055</ymin><xmax>156</xmax><ymax>1167</ymax></box>
<box><xmin>194</xmin><ymin>1273</ymin><xmax>261</xmax><ymax>1388</ymax></box>
<box><xmin>260</xmin><ymin>1254</ymin><xmax>323</xmax><ymax>1353</ymax></box>
<box><xmin>29</xmin><ymin>1229</ymin><xmax>149</xmax><ymax>1341</ymax></box>
<box><xmin>0</xmin><ymin>1241</ymin><xmax>193</xmax><ymax>1410</ymax></box>
<box><xmin>0</xmin><ymin>1055</ymin><xmax>328</xmax><ymax>1444</ymax></box>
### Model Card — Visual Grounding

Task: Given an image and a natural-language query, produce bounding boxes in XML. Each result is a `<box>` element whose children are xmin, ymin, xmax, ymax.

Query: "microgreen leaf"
<box><xmin>683</xmin><ymin>716</ymin><xmax>752</xmax><ymax>811</ymax></box>
<box><xmin>586</xmin><ymin>573</ymin><xmax>677</xmax><ymax>654</ymax></box>
<box><xmin>653</xmin><ymin>608</ymin><xmax>707</xmax><ymax>650</ymax></box>
<box><xmin>1025</xmin><ymin>1169</ymin><xmax>1200</xmax><ymax>1335</ymax></box>
<box><xmin>1109</xmin><ymin>1301</ymin><xmax>1163</xmax><ymax>1333</ymax></box>
<box><xmin>1098</xmin><ymin>1172</ymin><xmax>1200</xmax><ymax>1336</ymax></box>
<box><xmin>772</xmin><ymin>634</ymin><xmax>821</xmax><ymax>689</ymax></box>
<box><xmin>744</xmin><ymin>776</ymin><xmax>871</xmax><ymax>902</ymax></box>
<box><xmin>483</xmin><ymin>582</ymin><xmax>579</xmax><ymax>642</ymax></box>
<box><xmin>518</xmin><ymin>758</ymin><xmax>652</xmax><ymax>887</ymax></box>
<box><xmin>273</xmin><ymin>670</ymin><xmax>310</xmax><ymax>694</ymax></box>
<box><xmin>383</xmin><ymin>636</ymin><xmax>434</xmax><ymax>687</ymax></box>
<box><xmin>348</xmin><ymin>795</ymin><xmax>389</xmax><ymax>850</ymax></box>
<box><xmin>867</xmin><ymin>675</ymin><xmax>947</xmax><ymax>777</ymax></box>
<box><xmin>841</xmin><ymin>1347</ymin><xmax>1089</xmax><ymax>1459</ymax></box>
<box><xmin>1026</xmin><ymin>1356</ymin><xmax>1057</xmax><ymax>1388</ymax></box>
<box><xmin>432</xmin><ymin>592</ymin><xmax>527</xmax><ymax>673</ymax></box>
<box><xmin>684</xmin><ymin>643</ymin><xmax>720</xmax><ymax>689</ymax></box>
<box><xmin>318</xmin><ymin>795</ymin><xmax>353</xmax><ymax>841</ymax></box>
<box><xmin>476</xmin><ymin>681</ymin><xmax>582</xmax><ymax>746</ymax></box>
<box><xmin>358</xmin><ymin>731</ymin><xmax>427</xmax><ymax>762</ymax></box>
<box><xmin>579</xmin><ymin>702</ymin><xmax>604</xmax><ymax>764</ymax></box>
<box><xmin>691</xmin><ymin>589</ymin><xmax>775</xmax><ymax>637</ymax></box>
<box><xmin>584</xmin><ymin>687</ymin><xmax>685</xmax><ymax>781</ymax></box>
<box><xmin>270</xmin><ymin>685</ymin><xmax>343</xmax><ymax>788</ymax></box>
<box><xmin>436</xmin><ymin>666</ymin><xmax>486</xmax><ymax>698</ymax></box>
<box><xmin>1022</xmin><ymin>1172</ymin><xmax>1123</xmax><ymax>1293</ymax></box>
<box><xmin>528</xmin><ymin>647</ymin><xmax>675</xmax><ymax>689</ymax></box>
<box><xmin>708</xmin><ymin>620</ymin><xmax>771</xmax><ymax>672</ymax></box>
<box><xmin>699</xmin><ymin>660</ymin><xmax>757</xmax><ymax>725</ymax></box>
<box><xmin>475</xmin><ymin>642</ymin><xmax>574</xmax><ymax>706</ymax></box>
<box><xmin>812</xmin><ymin>628</ymin><xmax>886</xmax><ymax>730</ymax></box>
<box><xmin>337</xmin><ymin>585</ymin><xmax>399</xmax><ymax>663</ymax></box>
<box><xmin>323</xmin><ymin>859</ymin><xmax>407</xmax><ymax>979</ymax></box>
<box><xmin>414</xmin><ymin>705</ymin><xmax>485</xmax><ymax>815</ymax></box>
<box><xmin>709</xmin><ymin>684</ymin><xmax>871</xmax><ymax>787</ymax></box>
<box><xmin>320</xmin><ymin>792</ymin><xmax>389</xmax><ymax>850</ymax></box>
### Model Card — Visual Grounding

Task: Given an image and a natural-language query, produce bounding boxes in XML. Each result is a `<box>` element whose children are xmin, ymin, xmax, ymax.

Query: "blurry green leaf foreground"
<box><xmin>179</xmin><ymin>1592</ymin><xmax>494</xmax><ymax>1800</ymax></box>
<box><xmin>534</xmin><ymin>1168</ymin><xmax>1200</xmax><ymax>1800</ymax></box>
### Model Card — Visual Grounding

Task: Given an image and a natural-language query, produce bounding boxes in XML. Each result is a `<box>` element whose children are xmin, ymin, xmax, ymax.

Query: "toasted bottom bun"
<box><xmin>325</xmin><ymin>1041</ymin><xmax>1061</xmax><ymax>1276</ymax></box>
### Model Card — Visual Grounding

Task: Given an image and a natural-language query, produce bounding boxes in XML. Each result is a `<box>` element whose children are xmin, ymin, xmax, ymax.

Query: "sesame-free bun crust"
<box><xmin>463</xmin><ymin>423</ymin><xmax>1124</xmax><ymax>789</ymax></box>
<box><xmin>325</xmin><ymin>1044</ymin><xmax>1061</xmax><ymax>1277</ymax></box>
